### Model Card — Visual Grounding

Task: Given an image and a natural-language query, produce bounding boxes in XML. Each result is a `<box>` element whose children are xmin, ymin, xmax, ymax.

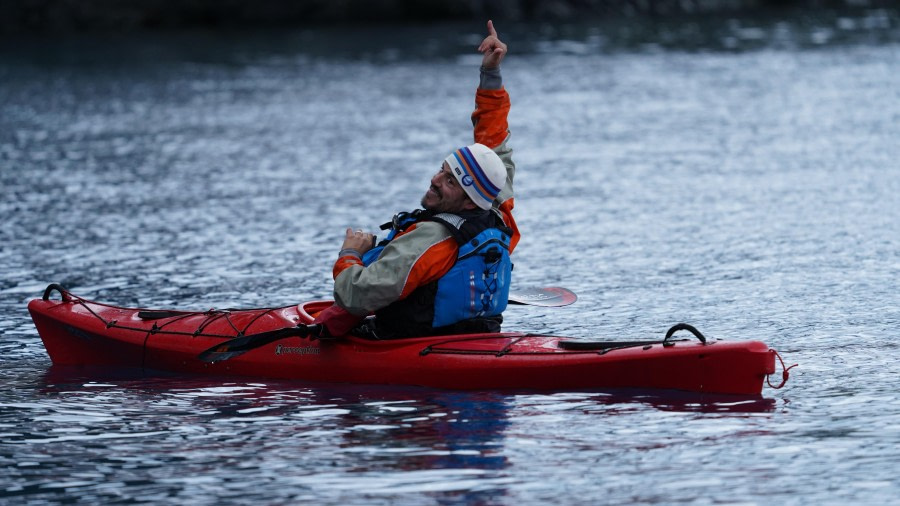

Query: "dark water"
<box><xmin>2</xmin><ymin>10</ymin><xmax>900</xmax><ymax>504</ymax></box>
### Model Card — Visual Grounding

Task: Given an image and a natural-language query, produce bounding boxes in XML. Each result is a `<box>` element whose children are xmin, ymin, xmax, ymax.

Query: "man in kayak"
<box><xmin>314</xmin><ymin>20</ymin><xmax>518</xmax><ymax>339</ymax></box>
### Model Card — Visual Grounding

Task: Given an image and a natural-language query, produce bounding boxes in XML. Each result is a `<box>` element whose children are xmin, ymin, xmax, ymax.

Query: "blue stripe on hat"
<box><xmin>452</xmin><ymin>151</ymin><xmax>493</xmax><ymax>203</ymax></box>
<box><xmin>459</xmin><ymin>147</ymin><xmax>501</xmax><ymax>197</ymax></box>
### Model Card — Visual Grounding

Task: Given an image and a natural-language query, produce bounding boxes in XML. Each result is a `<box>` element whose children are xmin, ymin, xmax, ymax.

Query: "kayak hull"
<box><xmin>28</xmin><ymin>294</ymin><xmax>777</xmax><ymax>395</ymax></box>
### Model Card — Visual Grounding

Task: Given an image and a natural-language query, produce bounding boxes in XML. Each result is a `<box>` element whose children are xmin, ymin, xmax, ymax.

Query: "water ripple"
<box><xmin>3</xmin><ymin>13</ymin><xmax>900</xmax><ymax>504</ymax></box>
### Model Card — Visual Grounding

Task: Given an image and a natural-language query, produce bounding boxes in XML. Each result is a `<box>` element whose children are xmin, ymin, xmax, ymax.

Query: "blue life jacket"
<box><xmin>366</xmin><ymin>209</ymin><xmax>513</xmax><ymax>338</ymax></box>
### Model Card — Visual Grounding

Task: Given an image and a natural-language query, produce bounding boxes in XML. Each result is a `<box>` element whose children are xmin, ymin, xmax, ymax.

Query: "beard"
<box><xmin>421</xmin><ymin>197</ymin><xmax>438</xmax><ymax>211</ymax></box>
<box><xmin>421</xmin><ymin>185</ymin><xmax>441</xmax><ymax>211</ymax></box>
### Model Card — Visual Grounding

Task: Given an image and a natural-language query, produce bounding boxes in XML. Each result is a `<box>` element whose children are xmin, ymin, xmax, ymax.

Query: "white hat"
<box><xmin>444</xmin><ymin>143</ymin><xmax>506</xmax><ymax>210</ymax></box>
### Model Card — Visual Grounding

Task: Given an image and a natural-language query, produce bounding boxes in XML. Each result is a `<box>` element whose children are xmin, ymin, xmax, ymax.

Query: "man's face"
<box><xmin>421</xmin><ymin>161</ymin><xmax>476</xmax><ymax>213</ymax></box>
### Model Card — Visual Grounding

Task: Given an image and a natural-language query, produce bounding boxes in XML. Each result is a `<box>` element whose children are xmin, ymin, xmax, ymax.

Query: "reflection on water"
<box><xmin>0</xmin><ymin>369</ymin><xmax>775</xmax><ymax>502</ymax></box>
<box><xmin>2</xmin><ymin>8</ymin><xmax>899</xmax><ymax>504</ymax></box>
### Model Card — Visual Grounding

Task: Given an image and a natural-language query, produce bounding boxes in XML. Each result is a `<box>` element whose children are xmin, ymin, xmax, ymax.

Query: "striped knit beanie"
<box><xmin>444</xmin><ymin>143</ymin><xmax>506</xmax><ymax>210</ymax></box>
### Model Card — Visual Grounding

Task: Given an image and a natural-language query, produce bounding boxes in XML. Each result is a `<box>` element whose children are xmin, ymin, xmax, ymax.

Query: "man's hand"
<box><xmin>341</xmin><ymin>228</ymin><xmax>375</xmax><ymax>256</ymax></box>
<box><xmin>478</xmin><ymin>20</ymin><xmax>507</xmax><ymax>69</ymax></box>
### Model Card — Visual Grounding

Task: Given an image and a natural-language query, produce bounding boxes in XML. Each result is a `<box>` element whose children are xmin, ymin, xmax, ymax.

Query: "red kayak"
<box><xmin>27</xmin><ymin>284</ymin><xmax>790</xmax><ymax>395</ymax></box>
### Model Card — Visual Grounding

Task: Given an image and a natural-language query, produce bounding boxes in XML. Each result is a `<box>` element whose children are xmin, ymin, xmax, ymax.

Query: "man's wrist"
<box><xmin>479</xmin><ymin>66</ymin><xmax>503</xmax><ymax>90</ymax></box>
<box><xmin>338</xmin><ymin>248</ymin><xmax>362</xmax><ymax>259</ymax></box>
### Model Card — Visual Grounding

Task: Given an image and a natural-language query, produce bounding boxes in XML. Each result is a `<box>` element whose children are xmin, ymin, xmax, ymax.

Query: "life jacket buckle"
<box><xmin>482</xmin><ymin>248</ymin><xmax>503</xmax><ymax>264</ymax></box>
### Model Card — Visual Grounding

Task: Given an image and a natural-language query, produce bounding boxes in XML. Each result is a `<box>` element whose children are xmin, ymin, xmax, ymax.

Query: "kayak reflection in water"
<box><xmin>314</xmin><ymin>20</ymin><xmax>520</xmax><ymax>340</ymax></box>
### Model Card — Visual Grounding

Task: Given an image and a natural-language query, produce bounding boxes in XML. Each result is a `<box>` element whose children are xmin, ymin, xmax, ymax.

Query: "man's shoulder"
<box><xmin>381</xmin><ymin>221</ymin><xmax>458</xmax><ymax>264</ymax></box>
<box><xmin>400</xmin><ymin>220</ymin><xmax>454</xmax><ymax>241</ymax></box>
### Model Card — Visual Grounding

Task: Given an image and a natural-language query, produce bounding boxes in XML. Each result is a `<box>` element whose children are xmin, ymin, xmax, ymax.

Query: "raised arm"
<box><xmin>472</xmin><ymin>21</ymin><xmax>517</xmax><ymax>249</ymax></box>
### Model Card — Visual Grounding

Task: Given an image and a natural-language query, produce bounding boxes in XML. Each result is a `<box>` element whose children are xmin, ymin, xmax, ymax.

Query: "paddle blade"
<box><xmin>198</xmin><ymin>346</ymin><xmax>254</xmax><ymax>363</ymax></box>
<box><xmin>197</xmin><ymin>326</ymin><xmax>313</xmax><ymax>363</ymax></box>
<box><xmin>508</xmin><ymin>286</ymin><xmax>577</xmax><ymax>307</ymax></box>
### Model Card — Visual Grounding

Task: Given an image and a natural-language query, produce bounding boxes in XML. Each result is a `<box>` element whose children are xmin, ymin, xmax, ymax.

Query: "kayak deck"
<box><xmin>27</xmin><ymin>286</ymin><xmax>782</xmax><ymax>395</ymax></box>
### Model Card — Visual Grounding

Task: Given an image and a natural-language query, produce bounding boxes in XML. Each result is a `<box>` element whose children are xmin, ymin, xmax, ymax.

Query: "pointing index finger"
<box><xmin>487</xmin><ymin>19</ymin><xmax>497</xmax><ymax>37</ymax></box>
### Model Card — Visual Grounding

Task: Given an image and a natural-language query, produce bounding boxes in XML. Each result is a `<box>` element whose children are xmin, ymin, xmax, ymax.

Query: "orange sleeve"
<box><xmin>396</xmin><ymin>237</ymin><xmax>459</xmax><ymax>300</ymax></box>
<box><xmin>498</xmin><ymin>198</ymin><xmax>520</xmax><ymax>253</ymax></box>
<box><xmin>333</xmin><ymin>255</ymin><xmax>363</xmax><ymax>280</ymax></box>
<box><xmin>471</xmin><ymin>88</ymin><xmax>511</xmax><ymax>149</ymax></box>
